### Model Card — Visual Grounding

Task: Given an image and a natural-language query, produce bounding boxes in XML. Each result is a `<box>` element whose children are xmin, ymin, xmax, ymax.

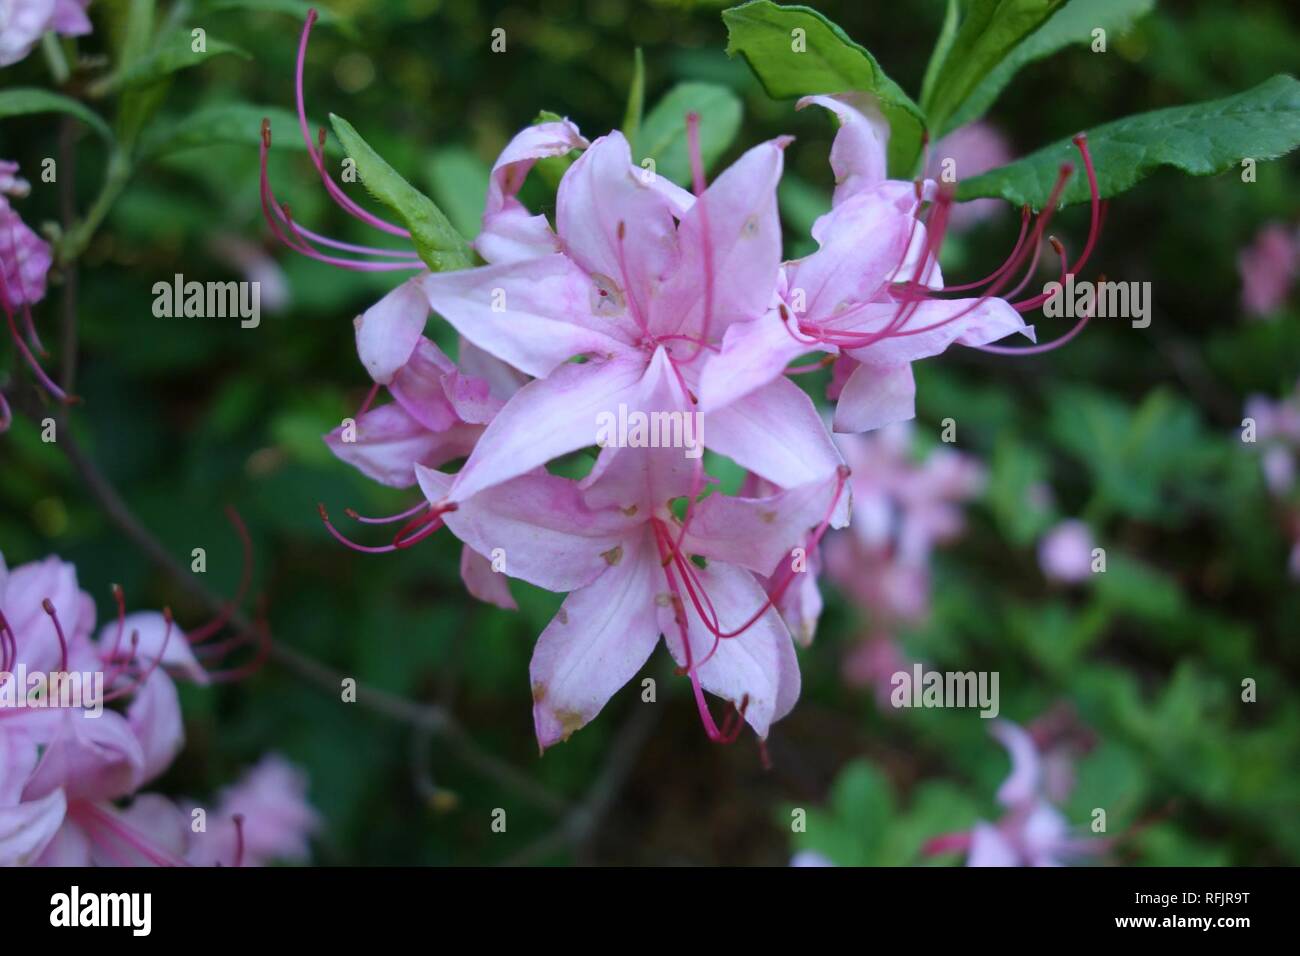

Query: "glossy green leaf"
<box><xmin>959</xmin><ymin>74</ymin><xmax>1300</xmax><ymax>208</ymax></box>
<box><xmin>722</xmin><ymin>1</ymin><xmax>926</xmax><ymax>176</ymax></box>
<box><xmin>0</xmin><ymin>89</ymin><xmax>113</xmax><ymax>143</ymax></box>
<box><xmin>922</xmin><ymin>0</ymin><xmax>1064</xmax><ymax>137</ymax></box>
<box><xmin>329</xmin><ymin>113</ymin><xmax>475</xmax><ymax>272</ymax></box>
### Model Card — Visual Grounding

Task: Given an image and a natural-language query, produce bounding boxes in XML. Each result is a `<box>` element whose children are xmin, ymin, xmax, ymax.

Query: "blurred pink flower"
<box><xmin>1238</xmin><ymin>223</ymin><xmax>1298</xmax><ymax>317</ymax></box>
<box><xmin>1037</xmin><ymin>519</ymin><xmax>1095</xmax><ymax>584</ymax></box>
<box><xmin>924</xmin><ymin>122</ymin><xmax>1014</xmax><ymax>232</ymax></box>
<box><xmin>0</xmin><ymin>0</ymin><xmax>93</xmax><ymax>68</ymax></box>
<box><xmin>184</xmin><ymin>755</ymin><xmax>320</xmax><ymax>867</ymax></box>
<box><xmin>926</xmin><ymin>719</ymin><xmax>1103</xmax><ymax>867</ymax></box>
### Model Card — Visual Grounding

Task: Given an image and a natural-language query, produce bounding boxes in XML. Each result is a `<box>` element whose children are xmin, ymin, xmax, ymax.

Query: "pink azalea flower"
<box><xmin>925</xmin><ymin>719</ymin><xmax>1103</xmax><ymax>867</ymax></box>
<box><xmin>0</xmin><ymin>549</ymin><xmax>301</xmax><ymax>866</ymax></box>
<box><xmin>1243</xmin><ymin>383</ymin><xmax>1300</xmax><ymax>576</ymax></box>
<box><xmin>1037</xmin><ymin>519</ymin><xmax>1095</xmax><ymax>584</ymax></box>
<box><xmin>1238</xmin><ymin>222</ymin><xmax>1298</xmax><ymax>317</ymax></box>
<box><xmin>183</xmin><ymin>754</ymin><xmax>319</xmax><ymax>867</ymax></box>
<box><xmin>415</xmin><ymin>451</ymin><xmax>849</xmax><ymax>749</ymax></box>
<box><xmin>0</xmin><ymin>0</ymin><xmax>93</xmax><ymax>68</ymax></box>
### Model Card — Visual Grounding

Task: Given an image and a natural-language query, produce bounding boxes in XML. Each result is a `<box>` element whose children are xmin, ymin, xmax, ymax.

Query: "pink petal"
<box><xmin>839</xmin><ymin>296</ymin><xmax>1032</xmax><ymax>367</ymax></box>
<box><xmin>459</xmin><ymin>545</ymin><xmax>516</xmax><ymax>610</ymax></box>
<box><xmin>967</xmin><ymin>821</ymin><xmax>1019</xmax><ymax>867</ymax></box>
<box><xmin>0</xmin><ymin>790</ymin><xmax>67</xmax><ymax>866</ymax></box>
<box><xmin>651</xmin><ymin>137</ymin><xmax>788</xmax><ymax>340</ymax></box>
<box><xmin>832</xmin><ymin>361</ymin><xmax>916</xmax><ymax>433</ymax></box>
<box><xmin>422</xmin><ymin>253</ymin><xmax>639</xmax><ymax>378</ymax></box>
<box><xmin>658</xmin><ymin>558</ymin><xmax>800</xmax><ymax>738</ymax></box>
<box><xmin>442</xmin><ymin>354</ymin><xmax>647</xmax><ymax>503</ymax></box>
<box><xmin>23</xmin><ymin>708</ymin><xmax>145</xmax><ymax>803</ymax></box>
<box><xmin>354</xmin><ymin>278</ymin><xmax>430</xmax><ymax>385</ymax></box>
<box><xmin>557</xmin><ymin>132</ymin><xmax>681</xmax><ymax>332</ymax></box>
<box><xmin>698</xmin><ymin>308</ymin><xmax>816</xmax><ymax>413</ymax></box>
<box><xmin>796</xmin><ymin>93</ymin><xmax>891</xmax><ymax>205</ymax></box>
<box><xmin>324</xmin><ymin>402</ymin><xmax>481</xmax><ymax>488</ymax></box>
<box><xmin>417</xmin><ymin>466</ymin><xmax>639</xmax><ymax>593</ymax></box>
<box><xmin>706</xmin><ymin>378</ymin><xmax>849</xmax><ymax>525</ymax></box>
<box><xmin>530</xmin><ymin>531</ymin><xmax>662</xmax><ymax>749</ymax></box>
<box><xmin>99</xmin><ymin>610</ymin><xmax>208</xmax><ymax>685</ymax></box>
<box><xmin>388</xmin><ymin>338</ymin><xmax>462</xmax><ymax>432</ymax></box>
<box><xmin>991</xmin><ymin>719</ymin><xmax>1042</xmax><ymax>808</ymax></box>
<box><xmin>126</xmin><ymin>671</ymin><xmax>185</xmax><ymax>787</ymax></box>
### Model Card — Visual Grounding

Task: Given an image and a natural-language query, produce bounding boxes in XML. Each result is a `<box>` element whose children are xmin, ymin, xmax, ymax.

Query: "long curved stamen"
<box><xmin>100</xmin><ymin>609</ymin><xmax>179</xmax><ymax>703</ymax></box>
<box><xmin>319</xmin><ymin>503</ymin><xmax>402</xmax><ymax>553</ymax></box>
<box><xmin>346</xmin><ymin>499</ymin><xmax>430</xmax><ymax>525</ymax></box>
<box><xmin>271</xmin><ymin>203</ymin><xmax>420</xmax><ymax>258</ymax></box>
<box><xmin>202</xmin><ymin>607</ymin><xmax>272</xmax><ymax>683</ymax></box>
<box><xmin>1</xmin><ymin>272</ymin><xmax>72</xmax><ymax>403</ymax></box>
<box><xmin>294</xmin><ymin>10</ymin><xmax>410</xmax><ymax>238</ymax></box>
<box><xmin>356</xmin><ymin>381</ymin><xmax>380</xmax><ymax>417</ymax></box>
<box><xmin>940</xmin><ymin>204</ymin><xmax>1032</xmax><ymax>292</ymax></box>
<box><xmin>40</xmin><ymin>598</ymin><xmax>70</xmax><ymax>672</ymax></box>
<box><xmin>278</xmin><ymin>202</ymin><xmax>422</xmax><ymax>271</ymax></box>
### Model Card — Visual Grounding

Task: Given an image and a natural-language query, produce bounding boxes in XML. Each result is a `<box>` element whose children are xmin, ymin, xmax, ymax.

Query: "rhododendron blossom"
<box><xmin>1</xmin><ymin>158</ymin><xmax>63</xmax><ymax>407</ymax></box>
<box><xmin>0</xmin><ymin>549</ymin><xmax>313</xmax><ymax>866</ymax></box>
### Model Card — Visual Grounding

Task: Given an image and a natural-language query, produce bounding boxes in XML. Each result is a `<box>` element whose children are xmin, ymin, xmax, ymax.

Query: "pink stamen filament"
<box><xmin>40</xmin><ymin>598</ymin><xmax>70</xmax><ymax>672</ymax></box>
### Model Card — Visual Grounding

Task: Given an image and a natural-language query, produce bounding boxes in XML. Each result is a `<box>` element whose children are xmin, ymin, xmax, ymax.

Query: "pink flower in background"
<box><xmin>0</xmin><ymin>0</ymin><xmax>93</xmax><ymax>68</ymax></box>
<box><xmin>1238</xmin><ymin>223</ymin><xmax>1298</xmax><ymax>317</ymax></box>
<box><xmin>819</xmin><ymin>423</ymin><xmax>984</xmax><ymax>695</ymax></box>
<box><xmin>208</xmin><ymin>234</ymin><xmax>291</xmax><ymax>314</ymax></box>
<box><xmin>924</xmin><ymin>121</ymin><xmax>1014</xmax><ymax>232</ymax></box>
<box><xmin>183</xmin><ymin>754</ymin><xmax>319</xmax><ymax>867</ymax></box>
<box><xmin>1243</xmin><ymin>382</ymin><xmax>1300</xmax><ymax>577</ymax></box>
<box><xmin>0</xmin><ymin>549</ymin><xmax>313</xmax><ymax>866</ymax></box>
<box><xmin>1037</xmin><ymin>519</ymin><xmax>1096</xmax><ymax>584</ymax></box>
<box><xmin>924</xmin><ymin>719</ymin><xmax>1103</xmax><ymax>867</ymax></box>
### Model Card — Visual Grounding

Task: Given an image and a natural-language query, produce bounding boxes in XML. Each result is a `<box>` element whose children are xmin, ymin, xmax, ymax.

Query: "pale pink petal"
<box><xmin>658</xmin><ymin>558</ymin><xmax>800</xmax><ymax>738</ymax></box>
<box><xmin>442</xmin><ymin>354</ymin><xmax>647</xmax><ymax>503</ymax></box>
<box><xmin>354</xmin><ymin>278</ymin><xmax>429</xmax><ymax>385</ymax></box>
<box><xmin>459</xmin><ymin>545</ymin><xmax>516</xmax><ymax>610</ymax></box>
<box><xmin>797</xmin><ymin>93</ymin><xmax>891</xmax><ymax>205</ymax></box>
<box><xmin>839</xmin><ymin>297</ymin><xmax>1032</xmax><ymax>367</ymax></box>
<box><xmin>422</xmin><ymin>254</ymin><xmax>639</xmax><ymax>378</ymax></box>
<box><xmin>832</xmin><ymin>361</ymin><xmax>916</xmax><ymax>433</ymax></box>
<box><xmin>417</xmin><ymin>466</ymin><xmax>639</xmax><ymax>593</ymax></box>
<box><xmin>967</xmin><ymin>821</ymin><xmax>1019</xmax><ymax>867</ymax></box>
<box><xmin>557</xmin><ymin>132</ymin><xmax>681</xmax><ymax>331</ymax></box>
<box><xmin>651</xmin><ymin>137</ymin><xmax>787</xmax><ymax>340</ymax></box>
<box><xmin>698</xmin><ymin>308</ymin><xmax>817</xmax><ymax>413</ymax></box>
<box><xmin>126</xmin><ymin>671</ymin><xmax>184</xmax><ymax>787</ymax></box>
<box><xmin>23</xmin><ymin>708</ymin><xmax>145</xmax><ymax>803</ymax></box>
<box><xmin>706</xmin><ymin>378</ymin><xmax>850</xmax><ymax>526</ymax></box>
<box><xmin>98</xmin><ymin>610</ymin><xmax>207</xmax><ymax>685</ymax></box>
<box><xmin>388</xmin><ymin>338</ymin><xmax>461</xmax><ymax>432</ymax></box>
<box><xmin>992</xmin><ymin>719</ymin><xmax>1042</xmax><ymax>808</ymax></box>
<box><xmin>530</xmin><ymin>531</ymin><xmax>662</xmax><ymax>749</ymax></box>
<box><xmin>0</xmin><ymin>790</ymin><xmax>67</xmax><ymax>866</ymax></box>
<box><xmin>324</xmin><ymin>403</ymin><xmax>481</xmax><ymax>488</ymax></box>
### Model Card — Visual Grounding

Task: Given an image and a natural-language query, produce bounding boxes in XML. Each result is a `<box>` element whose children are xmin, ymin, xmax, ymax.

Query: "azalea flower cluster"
<box><xmin>924</xmin><ymin>711</ymin><xmax>1104</xmax><ymax>867</ymax></box>
<box><xmin>818</xmin><ymin>422</ymin><xmax>985</xmax><ymax>698</ymax></box>
<box><xmin>1244</xmin><ymin>380</ymin><xmax>1300</xmax><ymax>578</ymax></box>
<box><xmin>0</xmin><ymin>550</ymin><xmax>318</xmax><ymax>865</ymax></box>
<box><xmin>262</xmin><ymin>13</ymin><xmax>1102</xmax><ymax>752</ymax></box>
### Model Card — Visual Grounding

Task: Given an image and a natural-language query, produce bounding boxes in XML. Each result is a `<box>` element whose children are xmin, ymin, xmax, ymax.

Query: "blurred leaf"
<box><xmin>198</xmin><ymin>0</ymin><xmax>345</xmax><ymax>27</ymax></box>
<box><xmin>93</xmin><ymin>32</ymin><xmax>250</xmax><ymax>95</ymax></box>
<box><xmin>722</xmin><ymin>0</ymin><xmax>927</xmax><ymax>176</ymax></box>
<box><xmin>950</xmin><ymin>0</ymin><xmax>1157</xmax><ymax>129</ymax></box>
<box><xmin>923</xmin><ymin>0</ymin><xmax>1065</xmax><ymax>136</ymax></box>
<box><xmin>637</xmin><ymin>82</ymin><xmax>742</xmax><ymax>185</ymax></box>
<box><xmin>139</xmin><ymin>103</ymin><xmax>335</xmax><ymax>160</ymax></box>
<box><xmin>0</xmin><ymin>89</ymin><xmax>113</xmax><ymax>143</ymax></box>
<box><xmin>623</xmin><ymin>47</ymin><xmax>645</xmax><ymax>145</ymax></box>
<box><xmin>960</xmin><ymin>74</ymin><xmax>1300</xmax><ymax>208</ymax></box>
<box><xmin>919</xmin><ymin>0</ymin><xmax>961</xmax><ymax>111</ymax></box>
<box><xmin>329</xmin><ymin>113</ymin><xmax>475</xmax><ymax>271</ymax></box>
<box><xmin>427</xmin><ymin>148</ymin><xmax>490</xmax><ymax>241</ymax></box>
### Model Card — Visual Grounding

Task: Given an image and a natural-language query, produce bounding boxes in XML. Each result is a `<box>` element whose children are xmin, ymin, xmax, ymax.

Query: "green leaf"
<box><xmin>0</xmin><ymin>89</ymin><xmax>113</xmax><ymax>143</ymax></box>
<box><xmin>93</xmin><ymin>32</ymin><xmax>250</xmax><ymax>95</ymax></box>
<box><xmin>919</xmin><ymin>0</ymin><xmax>961</xmax><ymax>112</ymax></box>
<box><xmin>950</xmin><ymin>0</ymin><xmax>1156</xmax><ymax>130</ymax></box>
<box><xmin>623</xmin><ymin>47</ymin><xmax>645</xmax><ymax>146</ymax></box>
<box><xmin>138</xmin><ymin>104</ymin><xmax>337</xmax><ymax>160</ymax></box>
<box><xmin>637</xmin><ymin>82</ymin><xmax>742</xmax><ymax>186</ymax></box>
<box><xmin>960</xmin><ymin>74</ymin><xmax>1300</xmax><ymax>208</ymax></box>
<box><xmin>922</xmin><ymin>0</ymin><xmax>1065</xmax><ymax>137</ymax></box>
<box><xmin>329</xmin><ymin>113</ymin><xmax>475</xmax><ymax>272</ymax></box>
<box><xmin>722</xmin><ymin>0</ymin><xmax>926</xmax><ymax>176</ymax></box>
